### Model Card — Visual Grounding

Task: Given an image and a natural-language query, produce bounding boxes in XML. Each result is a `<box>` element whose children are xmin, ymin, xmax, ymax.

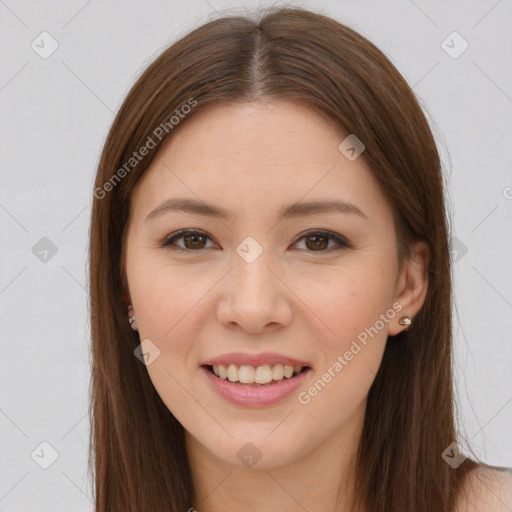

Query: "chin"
<box><xmin>200</xmin><ymin>432</ymin><xmax>307</xmax><ymax>471</ymax></box>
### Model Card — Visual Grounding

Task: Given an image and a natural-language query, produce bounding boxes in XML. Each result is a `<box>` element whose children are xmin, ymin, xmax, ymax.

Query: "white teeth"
<box><xmin>211</xmin><ymin>363</ymin><xmax>305</xmax><ymax>384</ymax></box>
<box><xmin>254</xmin><ymin>365</ymin><xmax>272</xmax><ymax>384</ymax></box>
<box><xmin>272</xmin><ymin>364</ymin><xmax>284</xmax><ymax>381</ymax></box>
<box><xmin>238</xmin><ymin>365</ymin><xmax>255</xmax><ymax>384</ymax></box>
<box><xmin>227</xmin><ymin>364</ymin><xmax>238</xmax><ymax>382</ymax></box>
<box><xmin>283</xmin><ymin>365</ymin><xmax>294</xmax><ymax>378</ymax></box>
<box><xmin>218</xmin><ymin>364</ymin><xmax>228</xmax><ymax>379</ymax></box>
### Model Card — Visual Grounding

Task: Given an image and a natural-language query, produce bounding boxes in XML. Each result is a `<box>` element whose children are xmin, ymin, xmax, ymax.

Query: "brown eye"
<box><xmin>304</xmin><ymin>234</ymin><xmax>329</xmax><ymax>251</ymax></box>
<box><xmin>294</xmin><ymin>230</ymin><xmax>351</xmax><ymax>252</ymax></box>
<box><xmin>182</xmin><ymin>233</ymin><xmax>207</xmax><ymax>249</ymax></box>
<box><xmin>161</xmin><ymin>230</ymin><xmax>215</xmax><ymax>251</ymax></box>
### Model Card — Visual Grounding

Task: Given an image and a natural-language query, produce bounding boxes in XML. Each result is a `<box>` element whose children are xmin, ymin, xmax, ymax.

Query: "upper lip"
<box><xmin>201</xmin><ymin>352</ymin><xmax>312</xmax><ymax>369</ymax></box>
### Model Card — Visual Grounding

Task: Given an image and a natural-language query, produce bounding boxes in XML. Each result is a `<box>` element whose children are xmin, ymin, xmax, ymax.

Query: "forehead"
<box><xmin>129</xmin><ymin>100</ymin><xmax>393</xmax><ymax>228</ymax></box>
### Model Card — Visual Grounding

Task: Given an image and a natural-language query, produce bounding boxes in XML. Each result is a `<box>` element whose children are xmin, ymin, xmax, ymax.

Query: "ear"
<box><xmin>388</xmin><ymin>240</ymin><xmax>429</xmax><ymax>336</ymax></box>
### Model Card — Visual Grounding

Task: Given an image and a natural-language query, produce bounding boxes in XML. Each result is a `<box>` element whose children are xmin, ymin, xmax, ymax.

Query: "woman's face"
<box><xmin>124</xmin><ymin>100</ymin><xmax>426</xmax><ymax>469</ymax></box>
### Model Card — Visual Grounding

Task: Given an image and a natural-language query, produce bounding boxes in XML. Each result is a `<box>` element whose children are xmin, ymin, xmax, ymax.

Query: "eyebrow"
<box><xmin>145</xmin><ymin>197</ymin><xmax>369</xmax><ymax>222</ymax></box>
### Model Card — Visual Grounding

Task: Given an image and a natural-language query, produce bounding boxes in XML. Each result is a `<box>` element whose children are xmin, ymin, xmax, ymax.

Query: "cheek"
<box><xmin>302</xmin><ymin>263</ymin><xmax>395</xmax><ymax>350</ymax></box>
<box><xmin>127</xmin><ymin>254</ymin><xmax>215</xmax><ymax>404</ymax></box>
<box><xmin>128</xmin><ymin>262</ymin><xmax>205</xmax><ymax>416</ymax></box>
<box><xmin>293</xmin><ymin>273</ymin><xmax>392</xmax><ymax>432</ymax></box>
<box><xmin>128</xmin><ymin>252</ymin><xmax>211</xmax><ymax>339</ymax></box>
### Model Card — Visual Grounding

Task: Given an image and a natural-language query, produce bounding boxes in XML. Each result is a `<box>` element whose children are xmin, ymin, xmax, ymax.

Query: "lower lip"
<box><xmin>200</xmin><ymin>366</ymin><xmax>311</xmax><ymax>408</ymax></box>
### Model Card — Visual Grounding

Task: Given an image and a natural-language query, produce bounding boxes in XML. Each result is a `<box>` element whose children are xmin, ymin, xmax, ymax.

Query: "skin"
<box><xmin>124</xmin><ymin>100</ymin><xmax>430</xmax><ymax>512</ymax></box>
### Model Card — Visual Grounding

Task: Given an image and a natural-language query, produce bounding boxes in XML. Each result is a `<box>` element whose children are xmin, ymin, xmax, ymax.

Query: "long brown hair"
<box><xmin>88</xmin><ymin>7</ymin><xmax>481</xmax><ymax>511</ymax></box>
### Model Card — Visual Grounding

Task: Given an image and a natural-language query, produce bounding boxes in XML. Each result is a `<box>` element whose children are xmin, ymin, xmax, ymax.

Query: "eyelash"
<box><xmin>160</xmin><ymin>229</ymin><xmax>353</xmax><ymax>253</ymax></box>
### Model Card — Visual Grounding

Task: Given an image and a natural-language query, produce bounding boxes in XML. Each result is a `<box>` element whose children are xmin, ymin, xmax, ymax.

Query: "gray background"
<box><xmin>1</xmin><ymin>0</ymin><xmax>511</xmax><ymax>510</ymax></box>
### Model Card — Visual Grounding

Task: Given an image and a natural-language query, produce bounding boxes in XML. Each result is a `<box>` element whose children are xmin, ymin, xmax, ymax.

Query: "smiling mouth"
<box><xmin>203</xmin><ymin>364</ymin><xmax>311</xmax><ymax>387</ymax></box>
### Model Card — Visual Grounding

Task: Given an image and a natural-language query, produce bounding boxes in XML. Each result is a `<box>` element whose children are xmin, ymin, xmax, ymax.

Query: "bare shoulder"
<box><xmin>455</xmin><ymin>465</ymin><xmax>512</xmax><ymax>512</ymax></box>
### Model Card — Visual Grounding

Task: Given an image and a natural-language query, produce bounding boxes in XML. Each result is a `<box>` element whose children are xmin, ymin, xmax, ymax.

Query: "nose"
<box><xmin>215</xmin><ymin>249</ymin><xmax>293</xmax><ymax>334</ymax></box>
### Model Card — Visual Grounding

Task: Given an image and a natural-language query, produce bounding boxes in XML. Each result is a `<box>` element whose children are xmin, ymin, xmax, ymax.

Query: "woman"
<box><xmin>88</xmin><ymin>7</ymin><xmax>512</xmax><ymax>511</ymax></box>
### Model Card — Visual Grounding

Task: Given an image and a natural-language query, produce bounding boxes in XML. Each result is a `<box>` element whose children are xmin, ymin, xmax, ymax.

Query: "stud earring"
<box><xmin>399</xmin><ymin>315</ymin><xmax>412</xmax><ymax>330</ymax></box>
<box><xmin>128</xmin><ymin>305</ymin><xmax>137</xmax><ymax>328</ymax></box>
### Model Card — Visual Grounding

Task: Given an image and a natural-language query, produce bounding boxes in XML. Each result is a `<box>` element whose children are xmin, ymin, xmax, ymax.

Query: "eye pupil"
<box><xmin>306</xmin><ymin>235</ymin><xmax>328</xmax><ymax>251</ymax></box>
<box><xmin>185</xmin><ymin>234</ymin><xmax>206</xmax><ymax>249</ymax></box>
